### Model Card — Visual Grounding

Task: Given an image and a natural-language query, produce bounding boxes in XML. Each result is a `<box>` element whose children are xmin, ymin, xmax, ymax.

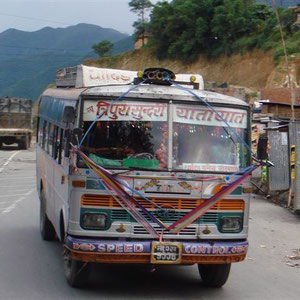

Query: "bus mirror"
<box><xmin>63</xmin><ymin>106</ymin><xmax>75</xmax><ymax>123</ymax></box>
<box><xmin>71</xmin><ymin>128</ymin><xmax>83</xmax><ymax>146</ymax></box>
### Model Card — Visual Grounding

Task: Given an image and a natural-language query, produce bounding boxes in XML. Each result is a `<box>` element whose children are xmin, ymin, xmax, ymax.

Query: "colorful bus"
<box><xmin>36</xmin><ymin>65</ymin><xmax>253</xmax><ymax>288</ymax></box>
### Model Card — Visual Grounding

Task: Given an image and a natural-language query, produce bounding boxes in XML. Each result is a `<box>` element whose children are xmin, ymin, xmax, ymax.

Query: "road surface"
<box><xmin>0</xmin><ymin>145</ymin><xmax>299</xmax><ymax>299</ymax></box>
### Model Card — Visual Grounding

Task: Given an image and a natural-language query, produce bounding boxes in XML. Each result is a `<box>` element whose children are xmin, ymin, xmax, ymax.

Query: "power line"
<box><xmin>0</xmin><ymin>12</ymin><xmax>72</xmax><ymax>26</ymax></box>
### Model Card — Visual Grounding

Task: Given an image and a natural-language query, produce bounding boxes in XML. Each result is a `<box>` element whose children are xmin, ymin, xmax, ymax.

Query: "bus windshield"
<box><xmin>81</xmin><ymin>100</ymin><xmax>168</xmax><ymax>169</ymax></box>
<box><xmin>173</xmin><ymin>123</ymin><xmax>248</xmax><ymax>172</ymax></box>
<box><xmin>172</xmin><ymin>104</ymin><xmax>248</xmax><ymax>172</ymax></box>
<box><xmin>81</xmin><ymin>120</ymin><xmax>167</xmax><ymax>169</ymax></box>
<box><xmin>80</xmin><ymin>100</ymin><xmax>249</xmax><ymax>172</ymax></box>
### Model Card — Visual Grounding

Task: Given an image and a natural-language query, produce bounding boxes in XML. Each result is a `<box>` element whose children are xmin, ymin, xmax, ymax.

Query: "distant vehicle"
<box><xmin>36</xmin><ymin>65</ymin><xmax>252</xmax><ymax>288</ymax></box>
<box><xmin>0</xmin><ymin>97</ymin><xmax>32</xmax><ymax>149</ymax></box>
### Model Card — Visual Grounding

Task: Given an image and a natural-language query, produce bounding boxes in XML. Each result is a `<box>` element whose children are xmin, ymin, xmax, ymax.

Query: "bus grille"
<box><xmin>81</xmin><ymin>194</ymin><xmax>245</xmax><ymax>211</ymax></box>
<box><xmin>133</xmin><ymin>225</ymin><xmax>197</xmax><ymax>236</ymax></box>
<box><xmin>111</xmin><ymin>210</ymin><xmax>218</xmax><ymax>224</ymax></box>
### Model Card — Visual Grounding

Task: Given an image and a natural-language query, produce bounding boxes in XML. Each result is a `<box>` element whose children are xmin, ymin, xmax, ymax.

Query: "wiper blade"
<box><xmin>128</xmin><ymin>166</ymin><xmax>161</xmax><ymax>171</ymax></box>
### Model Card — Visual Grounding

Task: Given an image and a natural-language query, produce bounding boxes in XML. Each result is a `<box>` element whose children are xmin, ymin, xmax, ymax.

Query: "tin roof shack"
<box><xmin>0</xmin><ymin>97</ymin><xmax>33</xmax><ymax>149</ymax></box>
<box><xmin>253</xmin><ymin>100</ymin><xmax>300</xmax><ymax>211</ymax></box>
<box><xmin>206</xmin><ymin>82</ymin><xmax>246</xmax><ymax>101</ymax></box>
<box><xmin>260</xmin><ymin>101</ymin><xmax>300</xmax><ymax>120</ymax></box>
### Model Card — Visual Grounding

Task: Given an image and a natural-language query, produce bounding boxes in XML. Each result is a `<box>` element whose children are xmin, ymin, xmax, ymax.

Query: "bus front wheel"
<box><xmin>40</xmin><ymin>190</ymin><xmax>55</xmax><ymax>241</ymax></box>
<box><xmin>198</xmin><ymin>263</ymin><xmax>231</xmax><ymax>287</ymax></box>
<box><xmin>63</xmin><ymin>250</ymin><xmax>91</xmax><ymax>288</ymax></box>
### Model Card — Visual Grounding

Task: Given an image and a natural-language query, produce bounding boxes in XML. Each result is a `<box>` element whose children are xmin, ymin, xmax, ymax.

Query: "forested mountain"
<box><xmin>0</xmin><ymin>23</ymin><xmax>134</xmax><ymax>100</ymax></box>
<box><xmin>148</xmin><ymin>0</ymin><xmax>299</xmax><ymax>63</ymax></box>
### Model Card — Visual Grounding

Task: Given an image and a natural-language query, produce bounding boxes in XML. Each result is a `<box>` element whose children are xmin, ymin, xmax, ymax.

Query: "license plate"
<box><xmin>151</xmin><ymin>242</ymin><xmax>182</xmax><ymax>264</ymax></box>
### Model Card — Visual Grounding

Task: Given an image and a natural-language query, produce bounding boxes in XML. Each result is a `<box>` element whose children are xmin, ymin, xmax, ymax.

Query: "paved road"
<box><xmin>0</xmin><ymin>146</ymin><xmax>300</xmax><ymax>299</ymax></box>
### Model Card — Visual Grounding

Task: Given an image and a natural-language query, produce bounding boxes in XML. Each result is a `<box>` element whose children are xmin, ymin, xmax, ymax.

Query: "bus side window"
<box><xmin>48</xmin><ymin>123</ymin><xmax>54</xmax><ymax>155</ymax></box>
<box><xmin>61</xmin><ymin>129</ymin><xmax>69</xmax><ymax>163</ymax></box>
<box><xmin>36</xmin><ymin>117</ymin><xmax>40</xmax><ymax>144</ymax></box>
<box><xmin>54</xmin><ymin>127</ymin><xmax>63</xmax><ymax>164</ymax></box>
<box><xmin>42</xmin><ymin>120</ymin><xmax>47</xmax><ymax>150</ymax></box>
<box><xmin>53</xmin><ymin>126</ymin><xmax>59</xmax><ymax>160</ymax></box>
<box><xmin>38</xmin><ymin>118</ymin><xmax>44</xmax><ymax>147</ymax></box>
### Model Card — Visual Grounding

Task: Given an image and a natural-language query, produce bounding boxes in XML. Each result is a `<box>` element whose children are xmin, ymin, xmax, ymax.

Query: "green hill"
<box><xmin>0</xmin><ymin>23</ymin><xmax>134</xmax><ymax>100</ymax></box>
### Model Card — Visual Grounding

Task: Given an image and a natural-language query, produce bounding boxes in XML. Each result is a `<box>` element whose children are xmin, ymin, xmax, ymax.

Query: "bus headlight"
<box><xmin>219</xmin><ymin>217</ymin><xmax>242</xmax><ymax>233</ymax></box>
<box><xmin>81</xmin><ymin>213</ymin><xmax>108</xmax><ymax>230</ymax></box>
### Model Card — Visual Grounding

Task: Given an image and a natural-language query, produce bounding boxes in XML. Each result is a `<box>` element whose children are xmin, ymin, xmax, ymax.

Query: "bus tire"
<box><xmin>25</xmin><ymin>134</ymin><xmax>30</xmax><ymax>149</ymax></box>
<box><xmin>40</xmin><ymin>190</ymin><xmax>55</xmax><ymax>241</ymax></box>
<box><xmin>198</xmin><ymin>263</ymin><xmax>231</xmax><ymax>287</ymax></box>
<box><xmin>63</xmin><ymin>250</ymin><xmax>91</xmax><ymax>288</ymax></box>
<box><xmin>18</xmin><ymin>135</ymin><xmax>29</xmax><ymax>150</ymax></box>
<box><xmin>0</xmin><ymin>140</ymin><xmax>2</xmax><ymax>149</ymax></box>
<box><xmin>18</xmin><ymin>139</ymin><xmax>25</xmax><ymax>150</ymax></box>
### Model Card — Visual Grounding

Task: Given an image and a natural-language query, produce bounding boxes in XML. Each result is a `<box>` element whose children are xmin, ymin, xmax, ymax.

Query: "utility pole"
<box><xmin>272</xmin><ymin>0</ymin><xmax>295</xmax><ymax>121</ymax></box>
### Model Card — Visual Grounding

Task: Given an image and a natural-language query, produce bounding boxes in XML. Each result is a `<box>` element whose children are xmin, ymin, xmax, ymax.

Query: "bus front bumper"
<box><xmin>65</xmin><ymin>236</ymin><xmax>248</xmax><ymax>264</ymax></box>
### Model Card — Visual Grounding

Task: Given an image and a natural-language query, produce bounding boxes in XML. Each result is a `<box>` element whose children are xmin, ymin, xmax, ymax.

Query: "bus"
<box><xmin>36</xmin><ymin>65</ymin><xmax>253</xmax><ymax>288</ymax></box>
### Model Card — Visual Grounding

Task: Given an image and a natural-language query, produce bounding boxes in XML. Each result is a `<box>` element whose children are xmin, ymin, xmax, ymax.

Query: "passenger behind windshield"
<box><xmin>80</xmin><ymin>121</ymin><xmax>167</xmax><ymax>169</ymax></box>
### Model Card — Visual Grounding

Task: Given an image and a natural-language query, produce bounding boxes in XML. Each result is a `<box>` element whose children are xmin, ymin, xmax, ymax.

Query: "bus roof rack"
<box><xmin>55</xmin><ymin>65</ymin><xmax>204</xmax><ymax>90</ymax></box>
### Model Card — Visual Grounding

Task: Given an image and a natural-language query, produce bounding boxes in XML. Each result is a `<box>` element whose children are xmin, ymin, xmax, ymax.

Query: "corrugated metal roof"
<box><xmin>260</xmin><ymin>101</ymin><xmax>300</xmax><ymax>107</ymax></box>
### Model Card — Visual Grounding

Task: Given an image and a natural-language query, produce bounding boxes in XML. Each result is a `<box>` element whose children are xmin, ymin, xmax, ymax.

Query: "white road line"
<box><xmin>0</xmin><ymin>199</ymin><xmax>31</xmax><ymax>205</ymax></box>
<box><xmin>0</xmin><ymin>185</ymin><xmax>35</xmax><ymax>188</ymax></box>
<box><xmin>1</xmin><ymin>189</ymin><xmax>34</xmax><ymax>214</ymax></box>
<box><xmin>0</xmin><ymin>193</ymin><xmax>32</xmax><ymax>198</ymax></box>
<box><xmin>0</xmin><ymin>190</ymin><xmax>34</xmax><ymax>197</ymax></box>
<box><xmin>0</xmin><ymin>151</ymin><xmax>20</xmax><ymax>173</ymax></box>
<box><xmin>0</xmin><ymin>176</ymin><xmax>35</xmax><ymax>181</ymax></box>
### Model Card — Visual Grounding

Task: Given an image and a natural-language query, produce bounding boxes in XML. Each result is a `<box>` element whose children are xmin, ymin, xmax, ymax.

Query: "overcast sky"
<box><xmin>0</xmin><ymin>0</ymin><xmax>161</xmax><ymax>34</ymax></box>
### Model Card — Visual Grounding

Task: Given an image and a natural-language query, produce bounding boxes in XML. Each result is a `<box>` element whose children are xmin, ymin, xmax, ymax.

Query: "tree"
<box><xmin>146</xmin><ymin>0</ymin><xmax>298</xmax><ymax>63</ymax></box>
<box><xmin>211</xmin><ymin>0</ymin><xmax>251</xmax><ymax>55</ymax></box>
<box><xmin>92</xmin><ymin>40</ymin><xmax>114</xmax><ymax>57</ymax></box>
<box><xmin>129</xmin><ymin>0</ymin><xmax>153</xmax><ymax>46</ymax></box>
<box><xmin>149</xmin><ymin>0</ymin><xmax>217</xmax><ymax>61</ymax></box>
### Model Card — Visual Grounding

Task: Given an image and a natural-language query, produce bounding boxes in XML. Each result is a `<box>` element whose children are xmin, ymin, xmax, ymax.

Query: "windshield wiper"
<box><xmin>223</xmin><ymin>127</ymin><xmax>236</xmax><ymax>145</ymax></box>
<box><xmin>128</xmin><ymin>166</ymin><xmax>162</xmax><ymax>171</ymax></box>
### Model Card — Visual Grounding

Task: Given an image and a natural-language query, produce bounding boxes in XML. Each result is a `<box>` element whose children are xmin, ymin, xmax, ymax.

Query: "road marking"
<box><xmin>0</xmin><ymin>199</ymin><xmax>28</xmax><ymax>204</ymax></box>
<box><xmin>0</xmin><ymin>151</ymin><xmax>20</xmax><ymax>173</ymax></box>
<box><xmin>0</xmin><ymin>185</ymin><xmax>35</xmax><ymax>188</ymax></box>
<box><xmin>0</xmin><ymin>193</ymin><xmax>32</xmax><ymax>198</ymax></box>
<box><xmin>0</xmin><ymin>189</ymin><xmax>35</xmax><ymax>193</ymax></box>
<box><xmin>1</xmin><ymin>189</ymin><xmax>34</xmax><ymax>214</ymax></box>
<box><xmin>0</xmin><ymin>176</ymin><xmax>35</xmax><ymax>181</ymax></box>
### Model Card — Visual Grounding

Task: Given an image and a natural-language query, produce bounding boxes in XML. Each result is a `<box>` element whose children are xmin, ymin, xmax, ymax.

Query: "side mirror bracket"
<box><xmin>71</xmin><ymin>128</ymin><xmax>83</xmax><ymax>146</ymax></box>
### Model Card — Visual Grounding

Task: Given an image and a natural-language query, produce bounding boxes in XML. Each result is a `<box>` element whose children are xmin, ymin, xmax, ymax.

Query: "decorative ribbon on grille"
<box><xmin>166</xmin><ymin>163</ymin><xmax>259</xmax><ymax>234</ymax></box>
<box><xmin>75</xmin><ymin>149</ymin><xmax>165</xmax><ymax>239</ymax></box>
<box><xmin>74</xmin><ymin>148</ymin><xmax>261</xmax><ymax>239</ymax></box>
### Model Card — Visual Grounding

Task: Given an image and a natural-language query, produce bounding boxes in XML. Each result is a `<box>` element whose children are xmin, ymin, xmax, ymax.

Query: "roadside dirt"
<box><xmin>84</xmin><ymin>49</ymin><xmax>300</xmax><ymax>90</ymax></box>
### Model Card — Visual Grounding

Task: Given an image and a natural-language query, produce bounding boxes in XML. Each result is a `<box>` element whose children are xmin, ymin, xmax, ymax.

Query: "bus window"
<box><xmin>42</xmin><ymin>120</ymin><xmax>47</xmax><ymax>150</ymax></box>
<box><xmin>173</xmin><ymin>124</ymin><xmax>248</xmax><ymax>171</ymax></box>
<box><xmin>56</xmin><ymin>128</ymin><xmax>63</xmax><ymax>164</ymax></box>
<box><xmin>53</xmin><ymin>126</ymin><xmax>59</xmax><ymax>161</ymax></box>
<box><xmin>62</xmin><ymin>129</ymin><xmax>70</xmax><ymax>160</ymax></box>
<box><xmin>37</xmin><ymin>118</ymin><xmax>45</xmax><ymax>147</ymax></box>
<box><xmin>80</xmin><ymin>120</ymin><xmax>167</xmax><ymax>169</ymax></box>
<box><xmin>47</xmin><ymin>123</ymin><xmax>54</xmax><ymax>155</ymax></box>
<box><xmin>172</xmin><ymin>104</ymin><xmax>249</xmax><ymax>172</ymax></box>
<box><xmin>36</xmin><ymin>117</ymin><xmax>40</xmax><ymax>144</ymax></box>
